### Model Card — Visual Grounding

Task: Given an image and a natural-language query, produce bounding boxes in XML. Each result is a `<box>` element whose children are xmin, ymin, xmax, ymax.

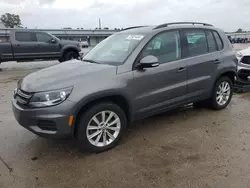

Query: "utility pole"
<box><xmin>99</xmin><ymin>18</ymin><xmax>102</xmax><ymax>29</ymax></box>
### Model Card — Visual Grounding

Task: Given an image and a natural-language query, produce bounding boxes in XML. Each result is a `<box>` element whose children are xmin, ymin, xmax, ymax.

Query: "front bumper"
<box><xmin>237</xmin><ymin>63</ymin><xmax>250</xmax><ymax>78</ymax></box>
<box><xmin>12</xmin><ymin>99</ymin><xmax>76</xmax><ymax>139</ymax></box>
<box><xmin>79</xmin><ymin>49</ymin><xmax>86</xmax><ymax>60</ymax></box>
<box><xmin>79</xmin><ymin>50</ymin><xmax>84</xmax><ymax>59</ymax></box>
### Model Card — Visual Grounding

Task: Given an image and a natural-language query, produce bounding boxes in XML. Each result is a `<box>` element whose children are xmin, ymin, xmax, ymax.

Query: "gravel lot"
<box><xmin>1</xmin><ymin>44</ymin><xmax>250</xmax><ymax>188</ymax></box>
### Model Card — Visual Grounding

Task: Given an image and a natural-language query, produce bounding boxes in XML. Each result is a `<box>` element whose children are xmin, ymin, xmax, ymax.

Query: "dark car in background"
<box><xmin>0</xmin><ymin>30</ymin><xmax>82</xmax><ymax>64</ymax></box>
<box><xmin>230</xmin><ymin>37</ymin><xmax>249</xmax><ymax>44</ymax></box>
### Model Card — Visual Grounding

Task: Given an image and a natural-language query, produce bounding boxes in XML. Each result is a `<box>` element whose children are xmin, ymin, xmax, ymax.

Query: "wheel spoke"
<box><xmin>217</xmin><ymin>95</ymin><xmax>222</xmax><ymax>103</ymax></box>
<box><xmin>222</xmin><ymin>82</ymin><xmax>226</xmax><ymax>90</ymax></box>
<box><xmin>88</xmin><ymin>130</ymin><xmax>102</xmax><ymax>139</ymax></box>
<box><xmin>95</xmin><ymin>132</ymin><xmax>102</xmax><ymax>145</ymax></box>
<box><xmin>106</xmin><ymin>126</ymin><xmax>120</xmax><ymax>131</ymax></box>
<box><xmin>219</xmin><ymin>96</ymin><xmax>223</xmax><ymax>104</ymax></box>
<box><xmin>216</xmin><ymin>95</ymin><xmax>221</xmax><ymax>101</ymax></box>
<box><xmin>107</xmin><ymin>118</ymin><xmax>120</xmax><ymax>127</ymax></box>
<box><xmin>219</xmin><ymin>84</ymin><xmax>223</xmax><ymax>92</ymax></box>
<box><xmin>93</xmin><ymin>116</ymin><xmax>101</xmax><ymax>126</ymax></box>
<box><xmin>87</xmin><ymin>125</ymin><xmax>99</xmax><ymax>130</ymax></box>
<box><xmin>101</xmin><ymin>111</ymin><xmax>105</xmax><ymax>122</ymax></box>
<box><xmin>224</xmin><ymin>84</ymin><xmax>229</xmax><ymax>92</ymax></box>
<box><xmin>224</xmin><ymin>88</ymin><xmax>230</xmax><ymax>92</ymax></box>
<box><xmin>106</xmin><ymin>130</ymin><xmax>115</xmax><ymax>141</ymax></box>
<box><xmin>219</xmin><ymin>85</ymin><xmax>223</xmax><ymax>93</ymax></box>
<box><xmin>223</xmin><ymin>96</ymin><xmax>228</xmax><ymax>101</ymax></box>
<box><xmin>103</xmin><ymin>131</ymin><xmax>107</xmax><ymax>146</ymax></box>
<box><xmin>104</xmin><ymin>112</ymin><xmax>114</xmax><ymax>124</ymax></box>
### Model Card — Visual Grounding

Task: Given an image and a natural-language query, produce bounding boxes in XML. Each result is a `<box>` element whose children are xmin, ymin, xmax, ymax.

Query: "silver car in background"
<box><xmin>237</xmin><ymin>47</ymin><xmax>250</xmax><ymax>80</ymax></box>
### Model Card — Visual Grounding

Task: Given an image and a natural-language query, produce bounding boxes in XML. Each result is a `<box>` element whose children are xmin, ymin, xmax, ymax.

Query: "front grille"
<box><xmin>241</xmin><ymin>56</ymin><xmax>250</xmax><ymax>65</ymax></box>
<box><xmin>238</xmin><ymin>69</ymin><xmax>250</xmax><ymax>76</ymax></box>
<box><xmin>37</xmin><ymin>120</ymin><xmax>57</xmax><ymax>131</ymax></box>
<box><xmin>15</xmin><ymin>89</ymin><xmax>33</xmax><ymax>106</ymax></box>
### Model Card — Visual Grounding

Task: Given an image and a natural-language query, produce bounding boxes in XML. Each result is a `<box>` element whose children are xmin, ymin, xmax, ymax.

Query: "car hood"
<box><xmin>239</xmin><ymin>47</ymin><xmax>250</xmax><ymax>56</ymax></box>
<box><xmin>18</xmin><ymin>60</ymin><xmax>117</xmax><ymax>92</ymax></box>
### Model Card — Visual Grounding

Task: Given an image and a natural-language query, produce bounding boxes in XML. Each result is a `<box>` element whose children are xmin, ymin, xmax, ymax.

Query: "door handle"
<box><xmin>214</xmin><ymin>59</ymin><xmax>221</xmax><ymax>64</ymax></box>
<box><xmin>177</xmin><ymin>67</ymin><xmax>186</xmax><ymax>73</ymax></box>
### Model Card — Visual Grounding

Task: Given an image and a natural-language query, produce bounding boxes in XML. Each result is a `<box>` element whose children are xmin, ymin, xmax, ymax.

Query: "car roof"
<box><xmin>120</xmin><ymin>22</ymin><xmax>219</xmax><ymax>34</ymax></box>
<box><xmin>14</xmin><ymin>30</ymin><xmax>45</xmax><ymax>33</ymax></box>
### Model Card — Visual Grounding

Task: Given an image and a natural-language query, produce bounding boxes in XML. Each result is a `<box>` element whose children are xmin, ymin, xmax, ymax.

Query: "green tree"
<box><xmin>0</xmin><ymin>13</ymin><xmax>21</xmax><ymax>28</ymax></box>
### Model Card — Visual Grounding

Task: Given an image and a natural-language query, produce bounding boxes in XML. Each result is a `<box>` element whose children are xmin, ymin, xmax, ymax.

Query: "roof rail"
<box><xmin>154</xmin><ymin>22</ymin><xmax>213</xmax><ymax>30</ymax></box>
<box><xmin>122</xmin><ymin>26</ymin><xmax>147</xmax><ymax>31</ymax></box>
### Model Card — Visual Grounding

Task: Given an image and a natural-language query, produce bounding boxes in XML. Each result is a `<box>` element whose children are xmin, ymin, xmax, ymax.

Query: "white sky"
<box><xmin>0</xmin><ymin>0</ymin><xmax>248</xmax><ymax>31</ymax></box>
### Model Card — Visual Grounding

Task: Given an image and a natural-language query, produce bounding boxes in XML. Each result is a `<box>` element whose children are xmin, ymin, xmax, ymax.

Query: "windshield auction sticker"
<box><xmin>126</xmin><ymin>35</ymin><xmax>144</xmax><ymax>40</ymax></box>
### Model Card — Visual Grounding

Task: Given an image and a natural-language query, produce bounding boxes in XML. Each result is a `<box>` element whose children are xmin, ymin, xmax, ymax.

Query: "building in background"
<box><xmin>0</xmin><ymin>28</ymin><xmax>118</xmax><ymax>46</ymax></box>
<box><xmin>0</xmin><ymin>22</ymin><xmax>5</xmax><ymax>29</ymax></box>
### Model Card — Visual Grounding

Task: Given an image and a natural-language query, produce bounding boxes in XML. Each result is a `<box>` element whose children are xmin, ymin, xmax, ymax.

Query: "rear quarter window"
<box><xmin>212</xmin><ymin>31</ymin><xmax>223</xmax><ymax>50</ymax></box>
<box><xmin>206</xmin><ymin>30</ymin><xmax>217</xmax><ymax>52</ymax></box>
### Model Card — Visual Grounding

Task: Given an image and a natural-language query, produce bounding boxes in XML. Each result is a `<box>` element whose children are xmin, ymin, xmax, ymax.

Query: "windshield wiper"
<box><xmin>83</xmin><ymin>59</ymin><xmax>100</xmax><ymax>64</ymax></box>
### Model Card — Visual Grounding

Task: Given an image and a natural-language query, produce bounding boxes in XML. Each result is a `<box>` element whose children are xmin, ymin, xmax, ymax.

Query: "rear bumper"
<box><xmin>12</xmin><ymin>98</ymin><xmax>76</xmax><ymax>139</ymax></box>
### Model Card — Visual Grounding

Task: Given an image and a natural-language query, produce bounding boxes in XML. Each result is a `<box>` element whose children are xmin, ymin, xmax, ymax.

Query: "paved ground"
<box><xmin>232</xmin><ymin>43</ymin><xmax>250</xmax><ymax>52</ymax></box>
<box><xmin>1</xmin><ymin>44</ymin><xmax>250</xmax><ymax>188</ymax></box>
<box><xmin>0</xmin><ymin>48</ymin><xmax>91</xmax><ymax>71</ymax></box>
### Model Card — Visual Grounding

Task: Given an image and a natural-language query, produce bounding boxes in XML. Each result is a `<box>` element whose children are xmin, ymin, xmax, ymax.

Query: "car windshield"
<box><xmin>82</xmin><ymin>33</ymin><xmax>145</xmax><ymax>65</ymax></box>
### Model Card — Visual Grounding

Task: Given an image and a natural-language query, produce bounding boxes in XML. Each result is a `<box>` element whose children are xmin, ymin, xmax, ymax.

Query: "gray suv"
<box><xmin>12</xmin><ymin>22</ymin><xmax>237</xmax><ymax>152</ymax></box>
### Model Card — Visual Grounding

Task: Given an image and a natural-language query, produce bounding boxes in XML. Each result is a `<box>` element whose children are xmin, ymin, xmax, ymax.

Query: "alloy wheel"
<box><xmin>216</xmin><ymin>81</ymin><xmax>231</xmax><ymax>106</ymax></box>
<box><xmin>86</xmin><ymin>111</ymin><xmax>121</xmax><ymax>147</ymax></box>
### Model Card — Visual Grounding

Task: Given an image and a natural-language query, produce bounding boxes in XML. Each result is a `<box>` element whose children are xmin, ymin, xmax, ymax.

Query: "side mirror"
<box><xmin>138</xmin><ymin>55</ymin><xmax>160</xmax><ymax>69</ymax></box>
<box><xmin>50</xmin><ymin>38</ymin><xmax>56</xmax><ymax>43</ymax></box>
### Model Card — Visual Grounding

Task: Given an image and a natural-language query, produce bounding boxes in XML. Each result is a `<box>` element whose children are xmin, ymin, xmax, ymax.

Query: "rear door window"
<box><xmin>15</xmin><ymin>32</ymin><xmax>36</xmax><ymax>42</ymax></box>
<box><xmin>184</xmin><ymin>30</ymin><xmax>208</xmax><ymax>57</ymax></box>
<box><xmin>36</xmin><ymin>33</ymin><xmax>53</xmax><ymax>43</ymax></box>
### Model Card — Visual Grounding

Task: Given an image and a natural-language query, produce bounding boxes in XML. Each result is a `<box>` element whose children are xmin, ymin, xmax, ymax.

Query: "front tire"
<box><xmin>209</xmin><ymin>76</ymin><xmax>233</xmax><ymax>110</ymax></box>
<box><xmin>76</xmin><ymin>102</ymin><xmax>127</xmax><ymax>153</ymax></box>
<box><xmin>63</xmin><ymin>51</ymin><xmax>79</xmax><ymax>61</ymax></box>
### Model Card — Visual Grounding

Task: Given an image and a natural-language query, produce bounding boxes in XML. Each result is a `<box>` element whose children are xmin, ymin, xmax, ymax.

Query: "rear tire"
<box><xmin>208</xmin><ymin>76</ymin><xmax>233</xmax><ymax>110</ymax></box>
<box><xmin>63</xmin><ymin>51</ymin><xmax>79</xmax><ymax>61</ymax></box>
<box><xmin>76</xmin><ymin>102</ymin><xmax>127</xmax><ymax>153</ymax></box>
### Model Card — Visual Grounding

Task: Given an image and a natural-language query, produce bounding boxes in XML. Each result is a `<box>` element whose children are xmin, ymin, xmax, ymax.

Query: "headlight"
<box><xmin>29</xmin><ymin>87</ymin><xmax>73</xmax><ymax>108</ymax></box>
<box><xmin>237</xmin><ymin>52</ymin><xmax>243</xmax><ymax>58</ymax></box>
